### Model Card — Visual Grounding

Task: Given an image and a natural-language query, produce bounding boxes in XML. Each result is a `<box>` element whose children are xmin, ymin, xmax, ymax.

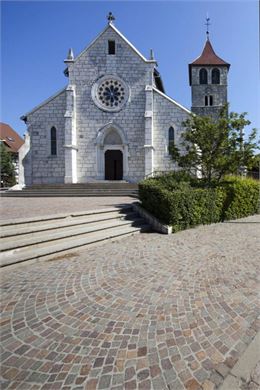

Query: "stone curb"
<box><xmin>132</xmin><ymin>202</ymin><xmax>172</xmax><ymax>234</ymax></box>
<box><xmin>219</xmin><ymin>331</ymin><xmax>260</xmax><ymax>390</ymax></box>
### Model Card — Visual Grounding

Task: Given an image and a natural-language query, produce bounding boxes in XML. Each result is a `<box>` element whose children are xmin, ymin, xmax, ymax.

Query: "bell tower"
<box><xmin>189</xmin><ymin>18</ymin><xmax>230</xmax><ymax>120</ymax></box>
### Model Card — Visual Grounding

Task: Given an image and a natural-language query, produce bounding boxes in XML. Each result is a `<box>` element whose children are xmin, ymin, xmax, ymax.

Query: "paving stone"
<box><xmin>0</xmin><ymin>214</ymin><xmax>259</xmax><ymax>389</ymax></box>
<box><xmin>85</xmin><ymin>378</ymin><xmax>98</xmax><ymax>389</ymax></box>
<box><xmin>185</xmin><ymin>378</ymin><xmax>201</xmax><ymax>390</ymax></box>
<box><xmin>214</xmin><ymin>362</ymin><xmax>230</xmax><ymax>378</ymax></box>
<box><xmin>193</xmin><ymin>368</ymin><xmax>209</xmax><ymax>383</ymax></box>
<box><xmin>125</xmin><ymin>379</ymin><xmax>137</xmax><ymax>389</ymax></box>
<box><xmin>202</xmin><ymin>379</ymin><xmax>215</xmax><ymax>390</ymax></box>
<box><xmin>209</xmin><ymin>372</ymin><xmax>223</xmax><ymax>387</ymax></box>
<box><xmin>138</xmin><ymin>379</ymin><xmax>151</xmax><ymax>389</ymax></box>
<box><xmin>137</xmin><ymin>347</ymin><xmax>147</xmax><ymax>357</ymax></box>
<box><xmin>137</xmin><ymin>369</ymin><xmax>149</xmax><ymax>381</ymax></box>
<box><xmin>98</xmin><ymin>374</ymin><xmax>112</xmax><ymax>389</ymax></box>
<box><xmin>125</xmin><ymin>367</ymin><xmax>135</xmax><ymax>381</ymax></box>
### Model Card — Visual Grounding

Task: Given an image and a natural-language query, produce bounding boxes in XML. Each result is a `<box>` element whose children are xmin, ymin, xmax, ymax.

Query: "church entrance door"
<box><xmin>105</xmin><ymin>150</ymin><xmax>123</xmax><ymax>180</ymax></box>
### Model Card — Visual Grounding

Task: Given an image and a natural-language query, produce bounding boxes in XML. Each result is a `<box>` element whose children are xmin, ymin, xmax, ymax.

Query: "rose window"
<box><xmin>97</xmin><ymin>80</ymin><xmax>125</xmax><ymax>108</ymax></box>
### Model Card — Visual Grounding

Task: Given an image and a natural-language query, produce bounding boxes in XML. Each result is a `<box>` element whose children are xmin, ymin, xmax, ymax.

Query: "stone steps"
<box><xmin>25</xmin><ymin>182</ymin><xmax>138</xmax><ymax>189</ymax></box>
<box><xmin>1</xmin><ymin>190</ymin><xmax>138</xmax><ymax>197</ymax></box>
<box><xmin>0</xmin><ymin>183</ymin><xmax>139</xmax><ymax>197</ymax></box>
<box><xmin>0</xmin><ymin>210</ymin><xmax>135</xmax><ymax>238</ymax></box>
<box><xmin>0</xmin><ymin>206</ymin><xmax>150</xmax><ymax>267</ymax></box>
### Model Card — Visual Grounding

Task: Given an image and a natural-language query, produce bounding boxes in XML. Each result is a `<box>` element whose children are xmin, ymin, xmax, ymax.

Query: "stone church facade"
<box><xmin>20</xmin><ymin>15</ymin><xmax>229</xmax><ymax>185</ymax></box>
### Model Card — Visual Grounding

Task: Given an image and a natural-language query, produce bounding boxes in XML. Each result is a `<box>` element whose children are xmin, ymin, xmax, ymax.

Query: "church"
<box><xmin>20</xmin><ymin>13</ymin><xmax>229</xmax><ymax>185</ymax></box>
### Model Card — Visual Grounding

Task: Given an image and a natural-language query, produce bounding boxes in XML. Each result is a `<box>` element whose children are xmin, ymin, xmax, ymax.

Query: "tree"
<box><xmin>247</xmin><ymin>153</ymin><xmax>260</xmax><ymax>179</ymax></box>
<box><xmin>0</xmin><ymin>143</ymin><xmax>16</xmax><ymax>187</ymax></box>
<box><xmin>170</xmin><ymin>107</ymin><xmax>259</xmax><ymax>185</ymax></box>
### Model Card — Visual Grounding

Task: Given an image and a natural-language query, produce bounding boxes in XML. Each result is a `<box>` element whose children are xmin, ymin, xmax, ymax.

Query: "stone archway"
<box><xmin>95</xmin><ymin>123</ymin><xmax>129</xmax><ymax>180</ymax></box>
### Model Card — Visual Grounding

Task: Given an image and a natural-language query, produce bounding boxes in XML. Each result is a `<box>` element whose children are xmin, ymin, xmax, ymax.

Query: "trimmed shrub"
<box><xmin>220</xmin><ymin>176</ymin><xmax>259</xmax><ymax>220</ymax></box>
<box><xmin>139</xmin><ymin>180</ymin><xmax>225</xmax><ymax>232</ymax></box>
<box><xmin>139</xmin><ymin>175</ymin><xmax>259</xmax><ymax>232</ymax></box>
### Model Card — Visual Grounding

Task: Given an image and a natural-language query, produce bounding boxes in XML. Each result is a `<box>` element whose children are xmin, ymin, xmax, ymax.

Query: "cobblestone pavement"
<box><xmin>1</xmin><ymin>215</ymin><xmax>260</xmax><ymax>389</ymax></box>
<box><xmin>0</xmin><ymin>197</ymin><xmax>135</xmax><ymax>221</ymax></box>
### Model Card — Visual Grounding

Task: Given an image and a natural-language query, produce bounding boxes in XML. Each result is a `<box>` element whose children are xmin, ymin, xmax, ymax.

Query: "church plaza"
<box><xmin>1</xmin><ymin>196</ymin><xmax>259</xmax><ymax>389</ymax></box>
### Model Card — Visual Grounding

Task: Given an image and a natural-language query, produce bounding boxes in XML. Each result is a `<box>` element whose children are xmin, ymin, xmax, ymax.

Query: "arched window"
<box><xmin>212</xmin><ymin>68</ymin><xmax>220</xmax><ymax>84</ymax></box>
<box><xmin>168</xmin><ymin>127</ymin><xmax>175</xmax><ymax>152</ymax></box>
<box><xmin>50</xmin><ymin>127</ymin><xmax>57</xmax><ymax>155</ymax></box>
<box><xmin>199</xmin><ymin>68</ymin><xmax>208</xmax><ymax>84</ymax></box>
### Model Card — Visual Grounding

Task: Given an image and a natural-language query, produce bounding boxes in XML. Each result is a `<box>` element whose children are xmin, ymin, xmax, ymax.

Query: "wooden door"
<box><xmin>105</xmin><ymin>150</ymin><xmax>123</xmax><ymax>180</ymax></box>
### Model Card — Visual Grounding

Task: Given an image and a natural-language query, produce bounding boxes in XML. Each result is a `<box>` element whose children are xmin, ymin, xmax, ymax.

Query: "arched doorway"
<box><xmin>95</xmin><ymin>123</ymin><xmax>129</xmax><ymax>180</ymax></box>
<box><xmin>105</xmin><ymin>150</ymin><xmax>123</xmax><ymax>180</ymax></box>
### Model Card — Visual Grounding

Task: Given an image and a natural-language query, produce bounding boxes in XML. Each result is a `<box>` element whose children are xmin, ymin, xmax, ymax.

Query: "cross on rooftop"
<box><xmin>107</xmin><ymin>12</ymin><xmax>115</xmax><ymax>24</ymax></box>
<box><xmin>205</xmin><ymin>15</ymin><xmax>211</xmax><ymax>39</ymax></box>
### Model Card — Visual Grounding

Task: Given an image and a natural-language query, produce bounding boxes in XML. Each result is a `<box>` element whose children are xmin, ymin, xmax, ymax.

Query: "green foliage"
<box><xmin>247</xmin><ymin>153</ymin><xmax>260</xmax><ymax>171</ymax></box>
<box><xmin>139</xmin><ymin>179</ymin><xmax>225</xmax><ymax>232</ymax></box>
<box><xmin>170</xmin><ymin>107</ymin><xmax>259</xmax><ymax>184</ymax></box>
<box><xmin>0</xmin><ymin>143</ymin><xmax>16</xmax><ymax>187</ymax></box>
<box><xmin>220</xmin><ymin>176</ymin><xmax>259</xmax><ymax>220</ymax></box>
<box><xmin>139</xmin><ymin>174</ymin><xmax>259</xmax><ymax>232</ymax></box>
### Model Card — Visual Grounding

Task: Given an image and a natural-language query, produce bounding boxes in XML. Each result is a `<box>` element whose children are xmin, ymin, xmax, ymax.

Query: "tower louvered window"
<box><xmin>199</xmin><ymin>68</ymin><xmax>208</xmax><ymax>84</ymax></box>
<box><xmin>50</xmin><ymin>127</ymin><xmax>57</xmax><ymax>155</ymax></box>
<box><xmin>212</xmin><ymin>68</ymin><xmax>220</xmax><ymax>84</ymax></box>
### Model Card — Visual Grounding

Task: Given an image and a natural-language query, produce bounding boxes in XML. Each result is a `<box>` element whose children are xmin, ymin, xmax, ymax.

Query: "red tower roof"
<box><xmin>190</xmin><ymin>39</ymin><xmax>230</xmax><ymax>67</ymax></box>
<box><xmin>189</xmin><ymin>39</ymin><xmax>230</xmax><ymax>85</ymax></box>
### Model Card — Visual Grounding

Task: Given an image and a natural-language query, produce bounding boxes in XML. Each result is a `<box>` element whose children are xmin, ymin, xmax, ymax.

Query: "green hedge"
<box><xmin>220</xmin><ymin>176</ymin><xmax>259</xmax><ymax>220</ymax></box>
<box><xmin>139</xmin><ymin>175</ymin><xmax>259</xmax><ymax>232</ymax></box>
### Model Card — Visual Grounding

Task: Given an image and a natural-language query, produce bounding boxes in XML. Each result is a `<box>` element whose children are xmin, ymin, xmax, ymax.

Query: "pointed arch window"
<box><xmin>50</xmin><ymin>127</ymin><xmax>57</xmax><ymax>156</ymax></box>
<box><xmin>212</xmin><ymin>68</ymin><xmax>220</xmax><ymax>84</ymax></box>
<box><xmin>168</xmin><ymin>126</ymin><xmax>175</xmax><ymax>152</ymax></box>
<box><xmin>199</xmin><ymin>68</ymin><xmax>208</xmax><ymax>84</ymax></box>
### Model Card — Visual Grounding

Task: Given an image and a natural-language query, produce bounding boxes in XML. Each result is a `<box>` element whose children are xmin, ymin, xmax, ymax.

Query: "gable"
<box><xmin>74</xmin><ymin>24</ymin><xmax>150</xmax><ymax>65</ymax></box>
<box><xmin>68</xmin><ymin>24</ymin><xmax>156</xmax><ymax>85</ymax></box>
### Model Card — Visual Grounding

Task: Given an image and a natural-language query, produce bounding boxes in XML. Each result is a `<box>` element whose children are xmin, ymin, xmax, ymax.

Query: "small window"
<box><xmin>212</xmin><ymin>68</ymin><xmax>220</xmax><ymax>84</ymax></box>
<box><xmin>199</xmin><ymin>68</ymin><xmax>208</xmax><ymax>84</ymax></box>
<box><xmin>205</xmin><ymin>96</ymin><xmax>208</xmax><ymax>106</ymax></box>
<box><xmin>209</xmin><ymin>96</ymin><xmax>213</xmax><ymax>106</ymax></box>
<box><xmin>108</xmin><ymin>40</ymin><xmax>115</xmax><ymax>55</ymax></box>
<box><xmin>168</xmin><ymin>126</ymin><xmax>175</xmax><ymax>152</ymax></box>
<box><xmin>50</xmin><ymin>127</ymin><xmax>57</xmax><ymax>156</ymax></box>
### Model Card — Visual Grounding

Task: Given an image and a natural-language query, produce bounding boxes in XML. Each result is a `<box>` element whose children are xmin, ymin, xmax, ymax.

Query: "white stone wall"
<box><xmin>153</xmin><ymin>90</ymin><xmax>190</xmax><ymax>173</ymax></box>
<box><xmin>22</xmin><ymin>24</ymin><xmax>192</xmax><ymax>184</ymax></box>
<box><xmin>25</xmin><ymin>91</ymin><xmax>66</xmax><ymax>184</ymax></box>
<box><xmin>67</xmin><ymin>26</ymin><xmax>152</xmax><ymax>183</ymax></box>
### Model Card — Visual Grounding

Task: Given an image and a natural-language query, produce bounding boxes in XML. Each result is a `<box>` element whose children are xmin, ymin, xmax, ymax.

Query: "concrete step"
<box><xmin>0</xmin><ymin>205</ymin><xmax>151</xmax><ymax>267</ymax></box>
<box><xmin>0</xmin><ymin>210</ymin><xmax>137</xmax><ymax>238</ymax></box>
<box><xmin>0</xmin><ymin>183</ymin><xmax>139</xmax><ymax>198</ymax></box>
<box><xmin>0</xmin><ymin>191</ymin><xmax>138</xmax><ymax>197</ymax></box>
<box><xmin>0</xmin><ymin>216</ymin><xmax>143</xmax><ymax>251</ymax></box>
<box><xmin>0</xmin><ymin>223</ymin><xmax>150</xmax><ymax>267</ymax></box>
<box><xmin>25</xmin><ymin>182</ymin><xmax>138</xmax><ymax>189</ymax></box>
<box><xmin>0</xmin><ymin>206</ymin><xmax>132</xmax><ymax>227</ymax></box>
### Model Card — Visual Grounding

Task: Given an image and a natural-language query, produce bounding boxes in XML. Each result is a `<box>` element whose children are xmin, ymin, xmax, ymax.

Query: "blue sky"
<box><xmin>1</xmin><ymin>1</ymin><xmax>259</xmax><ymax>139</ymax></box>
